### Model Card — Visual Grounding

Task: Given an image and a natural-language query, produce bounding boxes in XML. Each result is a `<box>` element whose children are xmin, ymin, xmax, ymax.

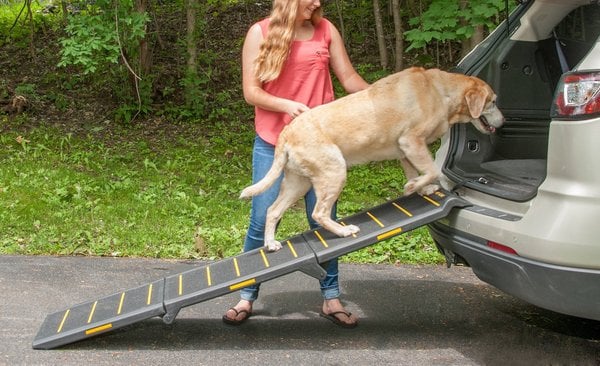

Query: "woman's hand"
<box><xmin>285</xmin><ymin>100</ymin><xmax>310</xmax><ymax>119</ymax></box>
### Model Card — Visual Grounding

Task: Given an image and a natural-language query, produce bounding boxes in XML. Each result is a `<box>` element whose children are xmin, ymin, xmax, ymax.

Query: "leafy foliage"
<box><xmin>405</xmin><ymin>0</ymin><xmax>511</xmax><ymax>51</ymax></box>
<box><xmin>0</xmin><ymin>1</ymin><xmax>54</xmax><ymax>46</ymax></box>
<box><xmin>2</xmin><ymin>0</ymin><xmax>515</xmax><ymax>122</ymax></box>
<box><xmin>58</xmin><ymin>0</ymin><xmax>149</xmax><ymax>74</ymax></box>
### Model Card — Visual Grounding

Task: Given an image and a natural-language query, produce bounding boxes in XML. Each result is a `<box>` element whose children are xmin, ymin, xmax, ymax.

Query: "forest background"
<box><xmin>0</xmin><ymin>0</ymin><xmax>514</xmax><ymax>263</ymax></box>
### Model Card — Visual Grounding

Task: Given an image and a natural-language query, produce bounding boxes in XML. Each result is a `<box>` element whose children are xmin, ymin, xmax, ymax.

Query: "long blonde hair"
<box><xmin>254</xmin><ymin>0</ymin><xmax>323</xmax><ymax>83</ymax></box>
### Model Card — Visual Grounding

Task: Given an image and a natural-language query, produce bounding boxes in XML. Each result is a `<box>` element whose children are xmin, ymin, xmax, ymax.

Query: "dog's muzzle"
<box><xmin>479</xmin><ymin>115</ymin><xmax>496</xmax><ymax>133</ymax></box>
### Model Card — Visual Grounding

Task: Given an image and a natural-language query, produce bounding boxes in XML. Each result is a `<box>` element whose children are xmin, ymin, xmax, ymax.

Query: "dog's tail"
<box><xmin>239</xmin><ymin>140</ymin><xmax>287</xmax><ymax>199</ymax></box>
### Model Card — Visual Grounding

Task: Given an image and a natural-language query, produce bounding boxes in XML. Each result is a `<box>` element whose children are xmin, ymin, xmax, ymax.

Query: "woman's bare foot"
<box><xmin>222</xmin><ymin>299</ymin><xmax>253</xmax><ymax>325</ymax></box>
<box><xmin>321</xmin><ymin>298</ymin><xmax>358</xmax><ymax>328</ymax></box>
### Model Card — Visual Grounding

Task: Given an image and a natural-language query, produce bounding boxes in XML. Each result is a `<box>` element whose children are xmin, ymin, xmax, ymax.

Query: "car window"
<box><xmin>555</xmin><ymin>4</ymin><xmax>600</xmax><ymax>42</ymax></box>
<box><xmin>554</xmin><ymin>4</ymin><xmax>600</xmax><ymax>69</ymax></box>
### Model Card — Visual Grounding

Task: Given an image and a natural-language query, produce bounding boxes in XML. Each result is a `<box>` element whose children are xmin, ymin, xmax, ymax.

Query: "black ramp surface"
<box><xmin>32</xmin><ymin>279</ymin><xmax>166</xmax><ymax>350</ymax></box>
<box><xmin>305</xmin><ymin>191</ymin><xmax>467</xmax><ymax>262</ymax></box>
<box><xmin>32</xmin><ymin>189</ymin><xmax>469</xmax><ymax>349</ymax></box>
<box><xmin>162</xmin><ymin>236</ymin><xmax>325</xmax><ymax>323</ymax></box>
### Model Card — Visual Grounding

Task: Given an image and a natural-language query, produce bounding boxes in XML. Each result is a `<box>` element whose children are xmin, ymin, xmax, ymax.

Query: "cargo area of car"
<box><xmin>443</xmin><ymin>2</ymin><xmax>600</xmax><ymax>202</ymax></box>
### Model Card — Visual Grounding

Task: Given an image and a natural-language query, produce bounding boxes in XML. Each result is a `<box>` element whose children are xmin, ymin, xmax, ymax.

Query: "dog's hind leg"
<box><xmin>263</xmin><ymin>172</ymin><xmax>312</xmax><ymax>251</ymax></box>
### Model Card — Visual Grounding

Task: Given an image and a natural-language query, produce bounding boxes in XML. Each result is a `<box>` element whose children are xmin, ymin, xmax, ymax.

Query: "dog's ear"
<box><xmin>464</xmin><ymin>87</ymin><xmax>488</xmax><ymax>118</ymax></box>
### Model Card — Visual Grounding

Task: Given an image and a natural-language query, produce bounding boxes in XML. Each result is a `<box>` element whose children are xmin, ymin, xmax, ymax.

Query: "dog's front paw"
<box><xmin>340</xmin><ymin>224</ymin><xmax>360</xmax><ymax>237</ymax></box>
<box><xmin>403</xmin><ymin>180</ymin><xmax>418</xmax><ymax>196</ymax></box>
<box><xmin>265</xmin><ymin>240</ymin><xmax>283</xmax><ymax>252</ymax></box>
<box><xmin>419</xmin><ymin>184</ymin><xmax>439</xmax><ymax>196</ymax></box>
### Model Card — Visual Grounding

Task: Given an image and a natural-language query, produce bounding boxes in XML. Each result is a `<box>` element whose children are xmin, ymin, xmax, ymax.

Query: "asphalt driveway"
<box><xmin>1</xmin><ymin>255</ymin><xmax>599</xmax><ymax>365</ymax></box>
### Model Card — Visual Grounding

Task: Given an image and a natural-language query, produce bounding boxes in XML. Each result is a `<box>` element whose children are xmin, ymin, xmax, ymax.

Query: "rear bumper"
<box><xmin>428</xmin><ymin>221</ymin><xmax>600</xmax><ymax>321</ymax></box>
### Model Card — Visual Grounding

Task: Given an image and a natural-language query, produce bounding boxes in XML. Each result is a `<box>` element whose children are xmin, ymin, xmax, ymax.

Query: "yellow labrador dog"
<box><xmin>241</xmin><ymin>67</ymin><xmax>504</xmax><ymax>251</ymax></box>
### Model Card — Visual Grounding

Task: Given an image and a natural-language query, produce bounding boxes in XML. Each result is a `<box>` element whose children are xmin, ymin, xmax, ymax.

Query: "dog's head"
<box><xmin>463</xmin><ymin>79</ymin><xmax>504</xmax><ymax>134</ymax></box>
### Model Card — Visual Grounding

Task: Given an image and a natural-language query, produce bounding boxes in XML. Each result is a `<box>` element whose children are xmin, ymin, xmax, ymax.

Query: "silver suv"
<box><xmin>430</xmin><ymin>0</ymin><xmax>600</xmax><ymax>321</ymax></box>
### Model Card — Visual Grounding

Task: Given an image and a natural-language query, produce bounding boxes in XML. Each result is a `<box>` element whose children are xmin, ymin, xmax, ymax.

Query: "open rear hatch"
<box><xmin>442</xmin><ymin>1</ymin><xmax>600</xmax><ymax>202</ymax></box>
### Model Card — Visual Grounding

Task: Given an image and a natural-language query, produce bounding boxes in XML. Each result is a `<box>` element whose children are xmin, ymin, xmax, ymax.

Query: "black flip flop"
<box><xmin>222</xmin><ymin>307</ymin><xmax>252</xmax><ymax>326</ymax></box>
<box><xmin>319</xmin><ymin>310</ymin><xmax>358</xmax><ymax>329</ymax></box>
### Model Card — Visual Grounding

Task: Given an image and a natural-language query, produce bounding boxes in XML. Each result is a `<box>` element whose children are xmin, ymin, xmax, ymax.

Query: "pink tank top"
<box><xmin>254</xmin><ymin>18</ymin><xmax>335</xmax><ymax>145</ymax></box>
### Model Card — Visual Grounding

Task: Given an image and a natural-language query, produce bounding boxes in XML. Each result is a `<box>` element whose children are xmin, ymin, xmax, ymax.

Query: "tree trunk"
<box><xmin>391</xmin><ymin>0</ymin><xmax>404</xmax><ymax>71</ymax></box>
<box><xmin>373</xmin><ymin>0</ymin><xmax>389</xmax><ymax>70</ymax></box>
<box><xmin>186</xmin><ymin>0</ymin><xmax>198</xmax><ymax>75</ymax></box>
<box><xmin>26</xmin><ymin>0</ymin><xmax>34</xmax><ymax>58</ymax></box>
<box><xmin>60</xmin><ymin>0</ymin><xmax>68</xmax><ymax>25</ymax></box>
<box><xmin>458</xmin><ymin>0</ymin><xmax>484</xmax><ymax>58</ymax></box>
<box><xmin>136</xmin><ymin>0</ymin><xmax>152</xmax><ymax>76</ymax></box>
<box><xmin>470</xmin><ymin>24</ymin><xmax>484</xmax><ymax>51</ymax></box>
<box><xmin>334</xmin><ymin>0</ymin><xmax>346</xmax><ymax>44</ymax></box>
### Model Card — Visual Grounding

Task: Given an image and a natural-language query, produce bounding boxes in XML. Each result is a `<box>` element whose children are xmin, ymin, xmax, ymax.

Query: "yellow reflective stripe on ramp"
<box><xmin>117</xmin><ymin>292</ymin><xmax>125</xmax><ymax>315</ymax></box>
<box><xmin>206</xmin><ymin>266</ymin><xmax>212</xmax><ymax>286</ymax></box>
<box><xmin>57</xmin><ymin>309</ymin><xmax>70</xmax><ymax>333</ymax></box>
<box><xmin>287</xmin><ymin>241</ymin><xmax>298</xmax><ymax>258</ymax></box>
<box><xmin>229</xmin><ymin>279</ymin><xmax>256</xmax><ymax>291</ymax></box>
<box><xmin>367</xmin><ymin>212</ymin><xmax>384</xmax><ymax>227</ymax></box>
<box><xmin>87</xmin><ymin>301</ymin><xmax>97</xmax><ymax>324</ymax></box>
<box><xmin>392</xmin><ymin>202</ymin><xmax>413</xmax><ymax>217</ymax></box>
<box><xmin>422</xmin><ymin>195</ymin><xmax>440</xmax><ymax>207</ymax></box>
<box><xmin>314</xmin><ymin>231</ymin><xmax>328</xmax><ymax>248</ymax></box>
<box><xmin>233</xmin><ymin>258</ymin><xmax>241</xmax><ymax>277</ymax></box>
<box><xmin>259</xmin><ymin>249</ymin><xmax>270</xmax><ymax>268</ymax></box>
<box><xmin>377</xmin><ymin>227</ymin><xmax>403</xmax><ymax>241</ymax></box>
<box><xmin>85</xmin><ymin>323</ymin><xmax>112</xmax><ymax>335</ymax></box>
<box><xmin>178</xmin><ymin>275</ymin><xmax>183</xmax><ymax>296</ymax></box>
<box><xmin>147</xmin><ymin>283</ymin><xmax>153</xmax><ymax>305</ymax></box>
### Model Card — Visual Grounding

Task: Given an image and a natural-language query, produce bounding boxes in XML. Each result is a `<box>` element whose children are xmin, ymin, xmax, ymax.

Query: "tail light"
<box><xmin>487</xmin><ymin>241</ymin><xmax>518</xmax><ymax>255</ymax></box>
<box><xmin>551</xmin><ymin>71</ymin><xmax>600</xmax><ymax>120</ymax></box>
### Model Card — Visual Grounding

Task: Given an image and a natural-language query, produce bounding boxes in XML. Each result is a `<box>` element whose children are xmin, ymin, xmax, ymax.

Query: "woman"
<box><xmin>222</xmin><ymin>0</ymin><xmax>369</xmax><ymax>328</ymax></box>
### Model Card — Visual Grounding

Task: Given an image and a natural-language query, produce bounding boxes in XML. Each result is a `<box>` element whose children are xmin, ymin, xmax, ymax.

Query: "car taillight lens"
<box><xmin>487</xmin><ymin>241</ymin><xmax>518</xmax><ymax>255</ymax></box>
<box><xmin>551</xmin><ymin>71</ymin><xmax>600</xmax><ymax>120</ymax></box>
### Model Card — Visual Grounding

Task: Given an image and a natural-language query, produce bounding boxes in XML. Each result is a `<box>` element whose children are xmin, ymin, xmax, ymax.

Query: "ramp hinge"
<box><xmin>162</xmin><ymin>308</ymin><xmax>180</xmax><ymax>325</ymax></box>
<box><xmin>299</xmin><ymin>261</ymin><xmax>328</xmax><ymax>280</ymax></box>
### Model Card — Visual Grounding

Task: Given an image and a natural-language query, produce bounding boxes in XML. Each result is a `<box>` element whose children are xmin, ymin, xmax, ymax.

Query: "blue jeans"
<box><xmin>240</xmin><ymin>135</ymin><xmax>340</xmax><ymax>301</ymax></box>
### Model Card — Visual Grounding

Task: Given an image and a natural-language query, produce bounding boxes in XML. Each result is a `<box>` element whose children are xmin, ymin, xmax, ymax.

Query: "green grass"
<box><xmin>0</xmin><ymin>1</ymin><xmax>58</xmax><ymax>47</ymax></box>
<box><xmin>0</xmin><ymin>115</ymin><xmax>444</xmax><ymax>264</ymax></box>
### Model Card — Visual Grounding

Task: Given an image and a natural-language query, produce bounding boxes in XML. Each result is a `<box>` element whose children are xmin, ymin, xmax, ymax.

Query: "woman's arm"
<box><xmin>242</xmin><ymin>24</ymin><xmax>309</xmax><ymax>118</ymax></box>
<box><xmin>328</xmin><ymin>22</ymin><xmax>370</xmax><ymax>93</ymax></box>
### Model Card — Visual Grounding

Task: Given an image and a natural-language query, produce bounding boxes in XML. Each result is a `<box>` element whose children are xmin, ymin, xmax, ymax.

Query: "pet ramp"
<box><xmin>32</xmin><ymin>189</ymin><xmax>468</xmax><ymax>349</ymax></box>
